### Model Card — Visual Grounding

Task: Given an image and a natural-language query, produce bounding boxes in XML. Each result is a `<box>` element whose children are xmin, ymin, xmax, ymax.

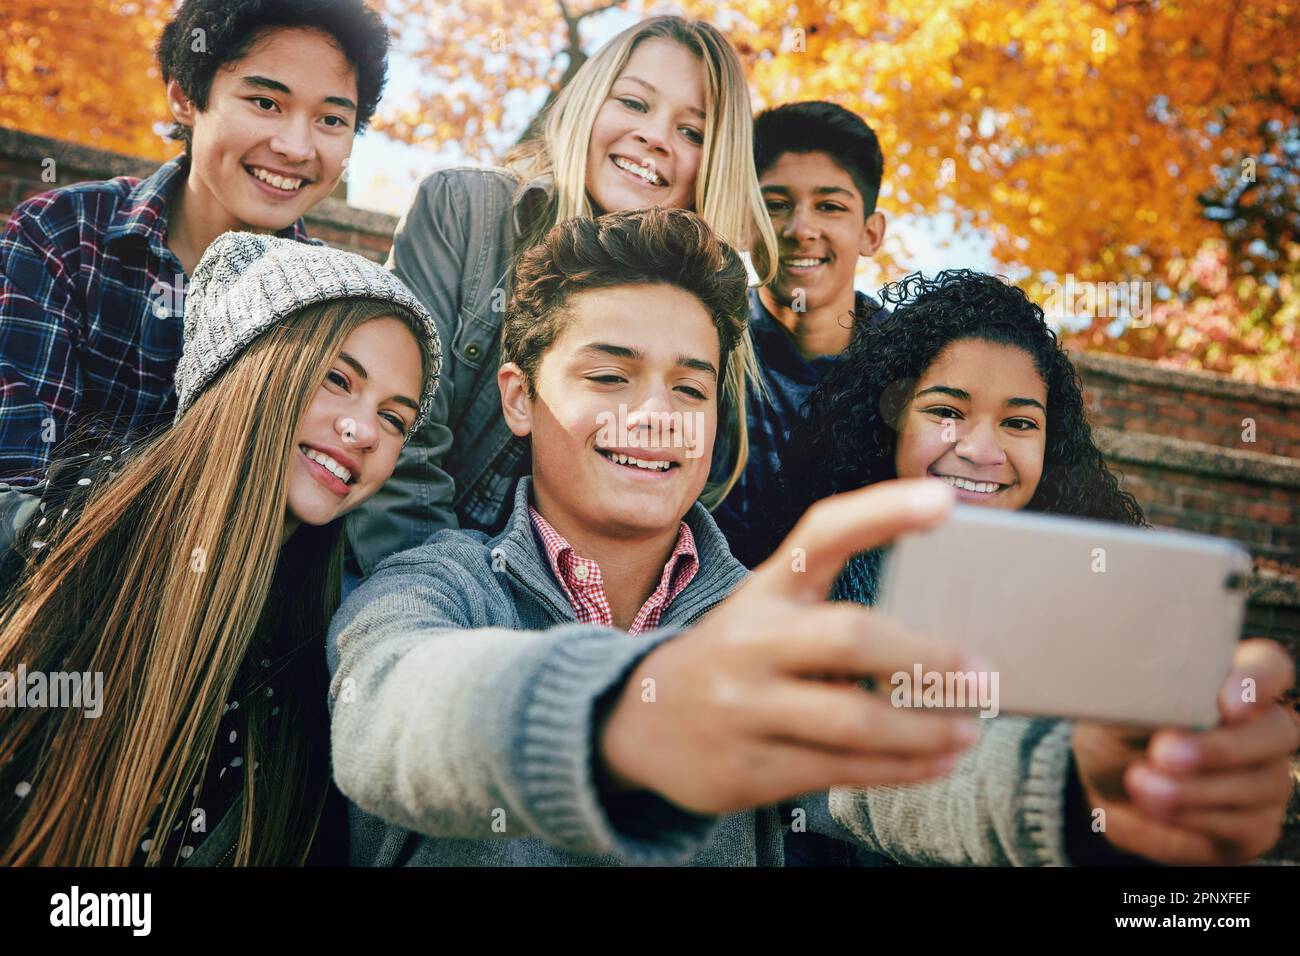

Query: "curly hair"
<box><xmin>157</xmin><ymin>0</ymin><xmax>390</xmax><ymax>150</ymax></box>
<box><xmin>772</xmin><ymin>270</ymin><xmax>1146</xmax><ymax>589</ymax></box>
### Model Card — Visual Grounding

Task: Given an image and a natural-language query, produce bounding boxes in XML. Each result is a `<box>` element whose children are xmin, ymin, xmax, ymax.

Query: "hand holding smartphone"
<box><xmin>875</xmin><ymin>505</ymin><xmax>1252</xmax><ymax>728</ymax></box>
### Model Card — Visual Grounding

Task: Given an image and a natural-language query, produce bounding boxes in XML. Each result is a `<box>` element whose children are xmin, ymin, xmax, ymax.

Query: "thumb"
<box><xmin>755</xmin><ymin>478</ymin><xmax>955</xmax><ymax>602</ymax></box>
<box><xmin>1219</xmin><ymin>638</ymin><xmax>1296</xmax><ymax>723</ymax></box>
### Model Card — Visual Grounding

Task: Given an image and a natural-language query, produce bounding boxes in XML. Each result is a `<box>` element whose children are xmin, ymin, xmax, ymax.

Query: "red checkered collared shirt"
<box><xmin>529</xmin><ymin>507</ymin><xmax>699</xmax><ymax>634</ymax></box>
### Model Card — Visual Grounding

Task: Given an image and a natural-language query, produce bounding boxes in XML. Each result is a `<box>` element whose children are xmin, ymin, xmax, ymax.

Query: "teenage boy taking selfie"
<box><xmin>328</xmin><ymin>207</ymin><xmax>1297</xmax><ymax>866</ymax></box>
<box><xmin>0</xmin><ymin>0</ymin><xmax>390</xmax><ymax>483</ymax></box>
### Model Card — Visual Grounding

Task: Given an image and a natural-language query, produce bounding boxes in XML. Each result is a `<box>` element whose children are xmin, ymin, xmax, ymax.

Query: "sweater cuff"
<box><xmin>1021</xmin><ymin>719</ymin><xmax>1075</xmax><ymax>865</ymax></box>
<box><xmin>509</xmin><ymin>625</ymin><xmax>720</xmax><ymax>863</ymax></box>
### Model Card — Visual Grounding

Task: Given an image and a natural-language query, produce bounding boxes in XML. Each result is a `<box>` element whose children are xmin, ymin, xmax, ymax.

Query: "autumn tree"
<box><xmin>377</xmin><ymin>0</ymin><xmax>1299</xmax><ymax>381</ymax></box>
<box><xmin>1</xmin><ymin>0</ymin><xmax>176</xmax><ymax>160</ymax></box>
<box><xmin>4</xmin><ymin>1</ymin><xmax>1295</xmax><ymax>381</ymax></box>
<box><xmin>1063</xmin><ymin>237</ymin><xmax>1299</xmax><ymax>384</ymax></box>
<box><xmin>374</xmin><ymin>0</ymin><xmax>589</xmax><ymax>155</ymax></box>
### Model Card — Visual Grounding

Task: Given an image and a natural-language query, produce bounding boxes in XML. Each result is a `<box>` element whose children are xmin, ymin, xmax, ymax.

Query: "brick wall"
<box><xmin>1074</xmin><ymin>352</ymin><xmax>1300</xmax><ymax>660</ymax></box>
<box><xmin>1077</xmin><ymin>351</ymin><xmax>1300</xmax><ymax>459</ymax></box>
<box><xmin>3</xmin><ymin>126</ymin><xmax>1298</xmax><ymax>658</ymax></box>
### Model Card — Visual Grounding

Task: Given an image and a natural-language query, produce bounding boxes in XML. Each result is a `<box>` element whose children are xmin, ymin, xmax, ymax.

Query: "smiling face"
<box><xmin>584</xmin><ymin>38</ymin><xmax>706</xmax><ymax>215</ymax></box>
<box><xmin>172</xmin><ymin>26</ymin><xmax>358</xmax><ymax>234</ymax></box>
<box><xmin>500</xmin><ymin>283</ymin><xmax>720</xmax><ymax>541</ymax></box>
<box><xmin>894</xmin><ymin>338</ymin><xmax>1048</xmax><ymax>510</ymax></box>
<box><xmin>761</xmin><ymin>151</ymin><xmax>884</xmax><ymax>312</ymax></box>
<box><xmin>286</xmin><ymin>317</ymin><xmax>423</xmax><ymax>529</ymax></box>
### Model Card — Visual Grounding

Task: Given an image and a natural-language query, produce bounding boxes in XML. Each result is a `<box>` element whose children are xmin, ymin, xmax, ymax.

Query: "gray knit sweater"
<box><xmin>327</xmin><ymin>478</ymin><xmax>1078</xmax><ymax>865</ymax></box>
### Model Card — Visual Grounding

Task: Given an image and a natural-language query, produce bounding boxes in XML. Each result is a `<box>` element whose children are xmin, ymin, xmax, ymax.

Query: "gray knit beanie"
<box><xmin>173</xmin><ymin>232</ymin><xmax>441</xmax><ymax>439</ymax></box>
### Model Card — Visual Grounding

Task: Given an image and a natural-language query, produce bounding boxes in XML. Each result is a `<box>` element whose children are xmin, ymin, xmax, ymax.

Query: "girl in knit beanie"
<box><xmin>0</xmin><ymin>232</ymin><xmax>440</xmax><ymax>866</ymax></box>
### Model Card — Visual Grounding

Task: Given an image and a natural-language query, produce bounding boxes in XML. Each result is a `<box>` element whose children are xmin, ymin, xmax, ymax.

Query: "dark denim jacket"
<box><xmin>345</xmin><ymin>167</ymin><xmax>545</xmax><ymax>575</ymax></box>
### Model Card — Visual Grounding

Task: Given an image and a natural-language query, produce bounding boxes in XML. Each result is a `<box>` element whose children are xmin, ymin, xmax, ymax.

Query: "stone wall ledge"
<box><xmin>1094</xmin><ymin>426</ymin><xmax>1300</xmax><ymax>489</ymax></box>
<box><xmin>1072</xmin><ymin>350</ymin><xmax>1300</xmax><ymax>410</ymax></box>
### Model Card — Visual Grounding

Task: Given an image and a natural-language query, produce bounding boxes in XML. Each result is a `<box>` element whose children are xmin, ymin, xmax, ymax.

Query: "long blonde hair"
<box><xmin>0</xmin><ymin>298</ymin><xmax>427</xmax><ymax>866</ymax></box>
<box><xmin>503</xmin><ymin>16</ymin><xmax>776</xmax><ymax>508</ymax></box>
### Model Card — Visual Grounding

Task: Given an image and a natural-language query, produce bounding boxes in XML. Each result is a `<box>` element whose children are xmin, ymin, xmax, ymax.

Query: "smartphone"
<box><xmin>874</xmin><ymin>505</ymin><xmax>1252</xmax><ymax>729</ymax></box>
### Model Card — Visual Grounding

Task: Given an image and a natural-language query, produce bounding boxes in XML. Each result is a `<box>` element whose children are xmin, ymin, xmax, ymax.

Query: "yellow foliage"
<box><xmin>7</xmin><ymin>0</ymin><xmax>1295</xmax><ymax>382</ymax></box>
<box><xmin>1</xmin><ymin>0</ymin><xmax>176</xmax><ymax>160</ymax></box>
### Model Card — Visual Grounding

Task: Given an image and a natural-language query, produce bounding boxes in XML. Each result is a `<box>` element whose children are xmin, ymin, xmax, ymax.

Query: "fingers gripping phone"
<box><xmin>875</xmin><ymin>505</ymin><xmax>1252</xmax><ymax>729</ymax></box>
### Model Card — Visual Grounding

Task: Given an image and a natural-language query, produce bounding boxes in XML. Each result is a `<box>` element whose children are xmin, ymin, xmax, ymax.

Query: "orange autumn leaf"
<box><xmin>6</xmin><ymin>0</ymin><xmax>1295</xmax><ymax>383</ymax></box>
<box><xmin>1</xmin><ymin>0</ymin><xmax>177</xmax><ymax>160</ymax></box>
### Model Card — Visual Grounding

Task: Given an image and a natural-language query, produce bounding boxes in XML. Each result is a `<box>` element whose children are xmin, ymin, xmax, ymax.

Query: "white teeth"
<box><xmin>251</xmin><ymin>166</ymin><xmax>303</xmax><ymax>190</ymax></box>
<box><xmin>938</xmin><ymin>475</ymin><xmax>1000</xmax><ymax>494</ymax></box>
<box><xmin>613</xmin><ymin>156</ymin><xmax>662</xmax><ymax>186</ymax></box>
<box><xmin>602</xmin><ymin>450</ymin><xmax>671</xmax><ymax>471</ymax></box>
<box><xmin>785</xmin><ymin>258</ymin><xmax>824</xmax><ymax>268</ymax></box>
<box><xmin>301</xmin><ymin>445</ymin><xmax>352</xmax><ymax>483</ymax></box>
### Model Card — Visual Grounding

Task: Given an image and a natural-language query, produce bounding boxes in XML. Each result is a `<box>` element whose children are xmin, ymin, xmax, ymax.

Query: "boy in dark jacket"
<box><xmin>712</xmin><ymin>101</ymin><xmax>890</xmax><ymax>567</ymax></box>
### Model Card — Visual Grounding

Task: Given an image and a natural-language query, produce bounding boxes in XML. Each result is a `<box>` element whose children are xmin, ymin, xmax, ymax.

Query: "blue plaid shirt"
<box><xmin>0</xmin><ymin>155</ymin><xmax>314</xmax><ymax>485</ymax></box>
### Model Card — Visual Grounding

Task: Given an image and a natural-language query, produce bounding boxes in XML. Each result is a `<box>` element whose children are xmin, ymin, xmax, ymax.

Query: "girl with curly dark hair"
<box><xmin>775</xmin><ymin>269</ymin><xmax>1146</xmax><ymax>602</ymax></box>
